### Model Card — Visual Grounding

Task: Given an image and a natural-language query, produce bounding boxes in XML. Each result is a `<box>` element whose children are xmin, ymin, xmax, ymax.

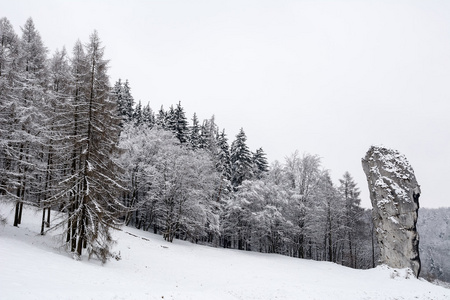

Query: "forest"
<box><xmin>0</xmin><ymin>17</ymin><xmax>447</xmax><ymax>283</ymax></box>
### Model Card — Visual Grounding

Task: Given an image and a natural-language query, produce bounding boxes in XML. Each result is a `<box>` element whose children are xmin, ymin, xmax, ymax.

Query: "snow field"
<box><xmin>0</xmin><ymin>203</ymin><xmax>449</xmax><ymax>300</ymax></box>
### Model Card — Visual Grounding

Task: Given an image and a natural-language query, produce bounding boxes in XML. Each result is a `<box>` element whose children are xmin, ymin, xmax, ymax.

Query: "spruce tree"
<box><xmin>189</xmin><ymin>113</ymin><xmax>201</xmax><ymax>150</ymax></box>
<box><xmin>121</xmin><ymin>79</ymin><xmax>134</xmax><ymax>122</ymax></box>
<box><xmin>217</xmin><ymin>129</ymin><xmax>232</xmax><ymax>181</ymax></box>
<box><xmin>173</xmin><ymin>101</ymin><xmax>188</xmax><ymax>144</ymax></box>
<box><xmin>133</xmin><ymin>100</ymin><xmax>142</xmax><ymax>126</ymax></box>
<box><xmin>142</xmin><ymin>103</ymin><xmax>155</xmax><ymax>128</ymax></box>
<box><xmin>230</xmin><ymin>128</ymin><xmax>253</xmax><ymax>189</ymax></box>
<box><xmin>156</xmin><ymin>105</ymin><xmax>166</xmax><ymax>128</ymax></box>
<box><xmin>252</xmin><ymin>147</ymin><xmax>269</xmax><ymax>179</ymax></box>
<box><xmin>165</xmin><ymin>105</ymin><xmax>176</xmax><ymax>133</ymax></box>
<box><xmin>112</xmin><ymin>79</ymin><xmax>134</xmax><ymax>125</ymax></box>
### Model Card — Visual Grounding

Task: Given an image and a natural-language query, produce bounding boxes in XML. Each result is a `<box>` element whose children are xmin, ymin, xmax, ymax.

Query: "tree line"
<box><xmin>0</xmin><ymin>17</ymin><xmax>378</xmax><ymax>269</ymax></box>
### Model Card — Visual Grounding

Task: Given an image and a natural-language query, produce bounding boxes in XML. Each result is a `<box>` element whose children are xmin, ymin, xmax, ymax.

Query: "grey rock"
<box><xmin>362</xmin><ymin>146</ymin><xmax>421</xmax><ymax>277</ymax></box>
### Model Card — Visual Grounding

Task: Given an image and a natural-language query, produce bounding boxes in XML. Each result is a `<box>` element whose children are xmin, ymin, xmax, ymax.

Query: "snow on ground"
<box><xmin>1</xmin><ymin>203</ymin><xmax>449</xmax><ymax>300</ymax></box>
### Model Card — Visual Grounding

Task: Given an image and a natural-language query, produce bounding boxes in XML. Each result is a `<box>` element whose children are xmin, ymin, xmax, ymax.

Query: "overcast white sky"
<box><xmin>4</xmin><ymin>0</ymin><xmax>450</xmax><ymax>208</ymax></box>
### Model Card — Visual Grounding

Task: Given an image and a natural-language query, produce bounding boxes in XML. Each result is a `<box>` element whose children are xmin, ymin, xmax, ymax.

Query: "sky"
<box><xmin>3</xmin><ymin>0</ymin><xmax>450</xmax><ymax>208</ymax></box>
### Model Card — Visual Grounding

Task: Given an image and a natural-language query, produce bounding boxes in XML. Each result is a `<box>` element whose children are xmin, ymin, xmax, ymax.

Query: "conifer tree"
<box><xmin>156</xmin><ymin>105</ymin><xmax>166</xmax><ymax>128</ymax></box>
<box><xmin>11</xmin><ymin>18</ymin><xmax>48</xmax><ymax>226</ymax></box>
<box><xmin>189</xmin><ymin>113</ymin><xmax>201</xmax><ymax>150</ymax></box>
<box><xmin>217</xmin><ymin>129</ymin><xmax>232</xmax><ymax>181</ymax></box>
<box><xmin>121</xmin><ymin>79</ymin><xmax>134</xmax><ymax>122</ymax></box>
<box><xmin>173</xmin><ymin>101</ymin><xmax>189</xmax><ymax>144</ymax></box>
<box><xmin>252</xmin><ymin>147</ymin><xmax>269</xmax><ymax>179</ymax></box>
<box><xmin>133</xmin><ymin>100</ymin><xmax>142</xmax><ymax>126</ymax></box>
<box><xmin>39</xmin><ymin>47</ymin><xmax>72</xmax><ymax>234</ymax></box>
<box><xmin>199</xmin><ymin>116</ymin><xmax>218</xmax><ymax>152</ymax></box>
<box><xmin>112</xmin><ymin>79</ymin><xmax>134</xmax><ymax>125</ymax></box>
<box><xmin>61</xmin><ymin>31</ymin><xmax>126</xmax><ymax>262</ymax></box>
<box><xmin>230</xmin><ymin>128</ymin><xmax>253</xmax><ymax>189</ymax></box>
<box><xmin>0</xmin><ymin>17</ymin><xmax>20</xmax><ymax>198</ymax></box>
<box><xmin>142</xmin><ymin>103</ymin><xmax>155</xmax><ymax>128</ymax></box>
<box><xmin>165</xmin><ymin>105</ymin><xmax>177</xmax><ymax>133</ymax></box>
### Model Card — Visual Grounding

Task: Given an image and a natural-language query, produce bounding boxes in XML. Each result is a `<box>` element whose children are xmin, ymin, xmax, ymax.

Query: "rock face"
<box><xmin>362</xmin><ymin>146</ymin><xmax>421</xmax><ymax>277</ymax></box>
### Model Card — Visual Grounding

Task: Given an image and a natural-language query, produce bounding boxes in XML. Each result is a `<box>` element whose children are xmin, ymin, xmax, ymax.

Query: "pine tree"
<box><xmin>121</xmin><ymin>79</ymin><xmax>134</xmax><ymax>122</ymax></box>
<box><xmin>230</xmin><ymin>128</ymin><xmax>253</xmax><ymax>189</ymax></box>
<box><xmin>217</xmin><ymin>129</ymin><xmax>232</xmax><ymax>181</ymax></box>
<box><xmin>173</xmin><ymin>101</ymin><xmax>188</xmax><ymax>144</ymax></box>
<box><xmin>199</xmin><ymin>116</ymin><xmax>218</xmax><ymax>152</ymax></box>
<box><xmin>189</xmin><ymin>113</ymin><xmax>201</xmax><ymax>150</ymax></box>
<box><xmin>132</xmin><ymin>100</ymin><xmax>142</xmax><ymax>126</ymax></box>
<box><xmin>165</xmin><ymin>105</ymin><xmax>176</xmax><ymax>133</ymax></box>
<box><xmin>112</xmin><ymin>79</ymin><xmax>134</xmax><ymax>125</ymax></box>
<box><xmin>142</xmin><ymin>103</ymin><xmax>155</xmax><ymax>128</ymax></box>
<box><xmin>252</xmin><ymin>147</ymin><xmax>269</xmax><ymax>179</ymax></box>
<box><xmin>156</xmin><ymin>105</ymin><xmax>166</xmax><ymax>128</ymax></box>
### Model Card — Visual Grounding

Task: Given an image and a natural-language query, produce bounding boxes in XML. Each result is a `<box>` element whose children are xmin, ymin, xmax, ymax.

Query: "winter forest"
<box><xmin>0</xmin><ymin>17</ymin><xmax>448</xmax><ymax>283</ymax></box>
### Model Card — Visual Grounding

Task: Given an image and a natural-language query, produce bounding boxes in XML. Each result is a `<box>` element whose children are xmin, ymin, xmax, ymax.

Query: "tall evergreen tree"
<box><xmin>133</xmin><ymin>100</ymin><xmax>142</xmax><ymax>126</ymax></box>
<box><xmin>230</xmin><ymin>128</ymin><xmax>253</xmax><ymax>189</ymax></box>
<box><xmin>112</xmin><ymin>79</ymin><xmax>134</xmax><ymax>125</ymax></box>
<box><xmin>142</xmin><ymin>103</ymin><xmax>155</xmax><ymax>128</ymax></box>
<box><xmin>173</xmin><ymin>101</ymin><xmax>189</xmax><ymax>144</ymax></box>
<box><xmin>156</xmin><ymin>105</ymin><xmax>166</xmax><ymax>128</ymax></box>
<box><xmin>121</xmin><ymin>79</ymin><xmax>134</xmax><ymax>122</ymax></box>
<box><xmin>252</xmin><ymin>147</ymin><xmax>269</xmax><ymax>179</ymax></box>
<box><xmin>189</xmin><ymin>113</ymin><xmax>201</xmax><ymax>150</ymax></box>
<box><xmin>217</xmin><ymin>129</ymin><xmax>232</xmax><ymax>181</ymax></box>
<box><xmin>199</xmin><ymin>116</ymin><xmax>218</xmax><ymax>152</ymax></box>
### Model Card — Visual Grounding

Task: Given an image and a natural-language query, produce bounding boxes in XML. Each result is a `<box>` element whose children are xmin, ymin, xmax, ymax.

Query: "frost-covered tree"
<box><xmin>222</xmin><ymin>178</ymin><xmax>290</xmax><ymax>253</ymax></box>
<box><xmin>112</xmin><ymin>79</ymin><xmax>134</xmax><ymax>125</ymax></box>
<box><xmin>8</xmin><ymin>18</ymin><xmax>49</xmax><ymax>226</ymax></box>
<box><xmin>60</xmin><ymin>31</ymin><xmax>126</xmax><ymax>262</ymax></box>
<box><xmin>0</xmin><ymin>17</ymin><xmax>20</xmax><ymax>199</ymax></box>
<box><xmin>189</xmin><ymin>113</ymin><xmax>201</xmax><ymax>150</ymax></box>
<box><xmin>283</xmin><ymin>151</ymin><xmax>322</xmax><ymax>258</ymax></box>
<box><xmin>252</xmin><ymin>147</ymin><xmax>269</xmax><ymax>179</ymax></box>
<box><xmin>172</xmin><ymin>101</ymin><xmax>189</xmax><ymax>144</ymax></box>
<box><xmin>338</xmin><ymin>171</ymin><xmax>363</xmax><ymax>268</ymax></box>
<box><xmin>39</xmin><ymin>47</ymin><xmax>73</xmax><ymax>234</ymax></box>
<box><xmin>133</xmin><ymin>100</ymin><xmax>143</xmax><ymax>126</ymax></box>
<box><xmin>199</xmin><ymin>116</ymin><xmax>218</xmax><ymax>152</ymax></box>
<box><xmin>230</xmin><ymin>128</ymin><xmax>253</xmax><ymax>189</ymax></box>
<box><xmin>156</xmin><ymin>105</ymin><xmax>166</xmax><ymax>128</ymax></box>
<box><xmin>142</xmin><ymin>103</ymin><xmax>155</xmax><ymax>128</ymax></box>
<box><xmin>118</xmin><ymin>126</ymin><xmax>221</xmax><ymax>243</ymax></box>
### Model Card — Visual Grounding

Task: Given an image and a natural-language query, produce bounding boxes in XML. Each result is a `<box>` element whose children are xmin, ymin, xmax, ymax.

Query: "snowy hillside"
<box><xmin>1</xmin><ymin>203</ymin><xmax>449</xmax><ymax>300</ymax></box>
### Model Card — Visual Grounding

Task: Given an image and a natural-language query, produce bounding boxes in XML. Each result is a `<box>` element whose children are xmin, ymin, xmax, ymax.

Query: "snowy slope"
<box><xmin>1</xmin><ymin>203</ymin><xmax>449</xmax><ymax>300</ymax></box>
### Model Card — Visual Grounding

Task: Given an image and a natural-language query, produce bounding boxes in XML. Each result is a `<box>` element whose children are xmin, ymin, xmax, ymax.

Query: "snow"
<box><xmin>389</xmin><ymin>216</ymin><xmax>399</xmax><ymax>224</ymax></box>
<box><xmin>1</xmin><ymin>203</ymin><xmax>449</xmax><ymax>300</ymax></box>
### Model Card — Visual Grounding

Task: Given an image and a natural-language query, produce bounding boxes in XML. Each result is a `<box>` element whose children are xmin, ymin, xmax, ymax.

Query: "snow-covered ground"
<box><xmin>1</xmin><ymin>203</ymin><xmax>449</xmax><ymax>300</ymax></box>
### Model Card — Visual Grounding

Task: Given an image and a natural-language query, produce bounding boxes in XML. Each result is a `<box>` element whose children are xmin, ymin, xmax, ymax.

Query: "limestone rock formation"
<box><xmin>362</xmin><ymin>146</ymin><xmax>421</xmax><ymax>277</ymax></box>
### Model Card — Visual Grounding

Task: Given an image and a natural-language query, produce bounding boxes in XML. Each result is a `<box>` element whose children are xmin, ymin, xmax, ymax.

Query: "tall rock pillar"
<box><xmin>362</xmin><ymin>146</ymin><xmax>421</xmax><ymax>277</ymax></box>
